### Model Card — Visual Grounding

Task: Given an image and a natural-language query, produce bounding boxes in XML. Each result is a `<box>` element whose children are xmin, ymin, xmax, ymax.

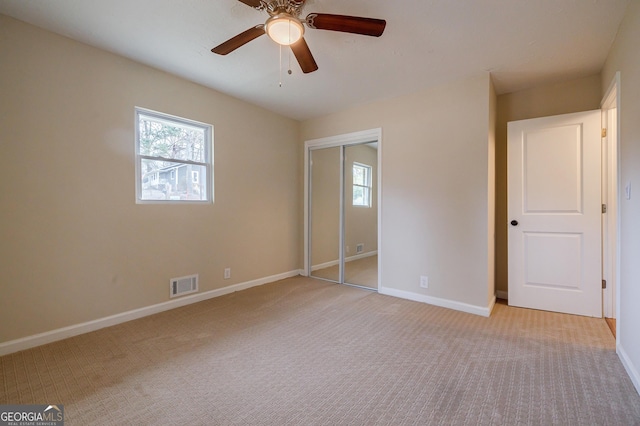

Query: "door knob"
<box><xmin>511</xmin><ymin>220</ymin><xmax>519</xmax><ymax>226</ymax></box>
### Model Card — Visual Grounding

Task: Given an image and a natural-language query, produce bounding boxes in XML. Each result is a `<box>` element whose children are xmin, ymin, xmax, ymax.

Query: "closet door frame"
<box><xmin>304</xmin><ymin>128</ymin><xmax>382</xmax><ymax>289</ymax></box>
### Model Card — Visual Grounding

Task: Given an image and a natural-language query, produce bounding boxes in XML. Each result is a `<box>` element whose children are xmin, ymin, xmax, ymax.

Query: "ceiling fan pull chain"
<box><xmin>279</xmin><ymin>43</ymin><xmax>282</xmax><ymax>87</ymax></box>
<box><xmin>287</xmin><ymin>19</ymin><xmax>292</xmax><ymax>75</ymax></box>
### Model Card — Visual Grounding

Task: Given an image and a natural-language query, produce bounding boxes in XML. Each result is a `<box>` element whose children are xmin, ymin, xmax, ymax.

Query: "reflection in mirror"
<box><xmin>344</xmin><ymin>143</ymin><xmax>378</xmax><ymax>289</ymax></box>
<box><xmin>309</xmin><ymin>147</ymin><xmax>341</xmax><ymax>282</ymax></box>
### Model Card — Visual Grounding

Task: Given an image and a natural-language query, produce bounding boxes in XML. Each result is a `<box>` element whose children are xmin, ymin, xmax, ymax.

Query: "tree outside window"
<box><xmin>135</xmin><ymin>108</ymin><xmax>213</xmax><ymax>203</ymax></box>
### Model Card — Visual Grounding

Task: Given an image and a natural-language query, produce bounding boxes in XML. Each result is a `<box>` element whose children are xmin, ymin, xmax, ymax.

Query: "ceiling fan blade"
<box><xmin>306</xmin><ymin>13</ymin><xmax>386</xmax><ymax>37</ymax></box>
<box><xmin>290</xmin><ymin>38</ymin><xmax>318</xmax><ymax>74</ymax></box>
<box><xmin>211</xmin><ymin>25</ymin><xmax>265</xmax><ymax>55</ymax></box>
<box><xmin>236</xmin><ymin>0</ymin><xmax>263</xmax><ymax>8</ymax></box>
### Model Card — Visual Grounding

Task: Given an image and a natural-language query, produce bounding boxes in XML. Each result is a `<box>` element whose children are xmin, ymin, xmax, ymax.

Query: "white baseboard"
<box><xmin>310</xmin><ymin>250</ymin><xmax>377</xmax><ymax>272</ymax></box>
<box><xmin>378</xmin><ymin>286</ymin><xmax>495</xmax><ymax>317</ymax></box>
<box><xmin>310</xmin><ymin>259</ymin><xmax>339</xmax><ymax>272</ymax></box>
<box><xmin>618</xmin><ymin>342</ymin><xmax>640</xmax><ymax>396</ymax></box>
<box><xmin>345</xmin><ymin>250</ymin><xmax>377</xmax><ymax>263</ymax></box>
<box><xmin>496</xmin><ymin>290</ymin><xmax>508</xmax><ymax>300</ymax></box>
<box><xmin>0</xmin><ymin>269</ymin><xmax>302</xmax><ymax>356</ymax></box>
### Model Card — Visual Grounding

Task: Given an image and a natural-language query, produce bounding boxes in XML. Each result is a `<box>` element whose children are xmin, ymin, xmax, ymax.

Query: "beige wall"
<box><xmin>302</xmin><ymin>74</ymin><xmax>495</xmax><ymax>311</ymax></box>
<box><xmin>602</xmin><ymin>1</ymin><xmax>640</xmax><ymax>392</ymax></box>
<box><xmin>494</xmin><ymin>75</ymin><xmax>602</xmax><ymax>294</ymax></box>
<box><xmin>0</xmin><ymin>15</ymin><xmax>301</xmax><ymax>343</ymax></box>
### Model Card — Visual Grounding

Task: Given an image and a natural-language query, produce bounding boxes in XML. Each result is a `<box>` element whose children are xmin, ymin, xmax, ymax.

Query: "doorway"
<box><xmin>304</xmin><ymin>129</ymin><xmax>382</xmax><ymax>290</ymax></box>
<box><xmin>509</xmin><ymin>74</ymin><xmax>621</xmax><ymax>322</ymax></box>
<box><xmin>507</xmin><ymin>110</ymin><xmax>602</xmax><ymax>317</ymax></box>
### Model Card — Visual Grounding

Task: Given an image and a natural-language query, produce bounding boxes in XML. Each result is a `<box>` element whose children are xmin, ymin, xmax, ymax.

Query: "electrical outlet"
<box><xmin>224</xmin><ymin>268</ymin><xmax>231</xmax><ymax>279</ymax></box>
<box><xmin>420</xmin><ymin>276</ymin><xmax>429</xmax><ymax>289</ymax></box>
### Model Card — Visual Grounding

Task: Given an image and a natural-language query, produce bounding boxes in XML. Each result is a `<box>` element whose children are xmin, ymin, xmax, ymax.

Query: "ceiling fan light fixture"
<box><xmin>266</xmin><ymin>13</ymin><xmax>304</xmax><ymax>46</ymax></box>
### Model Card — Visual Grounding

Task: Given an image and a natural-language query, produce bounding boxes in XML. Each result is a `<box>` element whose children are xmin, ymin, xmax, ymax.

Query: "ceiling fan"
<box><xmin>211</xmin><ymin>0</ymin><xmax>387</xmax><ymax>74</ymax></box>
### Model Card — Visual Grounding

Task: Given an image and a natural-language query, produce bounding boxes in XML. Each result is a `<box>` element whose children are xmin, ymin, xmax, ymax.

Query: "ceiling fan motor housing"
<box><xmin>263</xmin><ymin>0</ymin><xmax>305</xmax><ymax>17</ymax></box>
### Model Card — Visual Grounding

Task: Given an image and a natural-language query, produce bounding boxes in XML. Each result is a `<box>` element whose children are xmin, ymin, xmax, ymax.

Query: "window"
<box><xmin>352</xmin><ymin>162</ymin><xmax>372</xmax><ymax>207</ymax></box>
<box><xmin>135</xmin><ymin>108</ymin><xmax>213</xmax><ymax>203</ymax></box>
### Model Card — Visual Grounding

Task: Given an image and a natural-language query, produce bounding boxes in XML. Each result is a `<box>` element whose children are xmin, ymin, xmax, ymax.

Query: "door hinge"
<box><xmin>602</xmin><ymin>279</ymin><xmax>607</xmax><ymax>289</ymax></box>
<box><xmin>602</xmin><ymin>128</ymin><xmax>607</xmax><ymax>138</ymax></box>
<box><xmin>602</xmin><ymin>204</ymin><xmax>607</xmax><ymax>213</ymax></box>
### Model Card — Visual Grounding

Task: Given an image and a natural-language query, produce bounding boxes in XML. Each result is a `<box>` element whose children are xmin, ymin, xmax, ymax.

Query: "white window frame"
<box><xmin>135</xmin><ymin>107</ymin><xmax>213</xmax><ymax>204</ymax></box>
<box><xmin>352</xmin><ymin>162</ymin><xmax>372</xmax><ymax>207</ymax></box>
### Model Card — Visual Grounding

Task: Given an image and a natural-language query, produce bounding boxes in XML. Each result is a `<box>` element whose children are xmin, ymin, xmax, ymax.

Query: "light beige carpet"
<box><xmin>1</xmin><ymin>276</ymin><xmax>639</xmax><ymax>425</ymax></box>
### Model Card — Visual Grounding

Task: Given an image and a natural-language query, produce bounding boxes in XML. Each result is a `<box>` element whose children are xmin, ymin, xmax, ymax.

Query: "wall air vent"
<box><xmin>356</xmin><ymin>243</ymin><xmax>364</xmax><ymax>254</ymax></box>
<box><xmin>170</xmin><ymin>274</ymin><xmax>199</xmax><ymax>298</ymax></box>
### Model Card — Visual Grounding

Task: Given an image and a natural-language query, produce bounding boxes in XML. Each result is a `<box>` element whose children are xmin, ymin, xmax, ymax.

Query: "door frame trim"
<box><xmin>303</xmin><ymin>128</ymin><xmax>382</xmax><ymax>289</ymax></box>
<box><xmin>601</xmin><ymin>72</ymin><xmax>621</xmax><ymax>329</ymax></box>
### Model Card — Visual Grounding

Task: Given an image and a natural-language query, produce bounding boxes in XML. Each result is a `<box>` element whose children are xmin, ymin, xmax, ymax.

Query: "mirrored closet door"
<box><xmin>309</xmin><ymin>146</ymin><xmax>341</xmax><ymax>283</ymax></box>
<box><xmin>343</xmin><ymin>143</ymin><xmax>378</xmax><ymax>289</ymax></box>
<box><xmin>307</xmin><ymin>135</ymin><xmax>379</xmax><ymax>290</ymax></box>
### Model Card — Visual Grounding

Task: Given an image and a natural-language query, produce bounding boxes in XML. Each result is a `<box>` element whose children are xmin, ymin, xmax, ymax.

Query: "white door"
<box><xmin>508</xmin><ymin>110</ymin><xmax>602</xmax><ymax>317</ymax></box>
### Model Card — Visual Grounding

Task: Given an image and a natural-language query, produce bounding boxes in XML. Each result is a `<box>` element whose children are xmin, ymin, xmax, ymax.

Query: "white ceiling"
<box><xmin>0</xmin><ymin>0</ymin><xmax>630</xmax><ymax>121</ymax></box>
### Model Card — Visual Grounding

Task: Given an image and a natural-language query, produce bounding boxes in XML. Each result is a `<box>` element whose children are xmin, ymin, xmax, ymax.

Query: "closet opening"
<box><xmin>304</xmin><ymin>129</ymin><xmax>382</xmax><ymax>291</ymax></box>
